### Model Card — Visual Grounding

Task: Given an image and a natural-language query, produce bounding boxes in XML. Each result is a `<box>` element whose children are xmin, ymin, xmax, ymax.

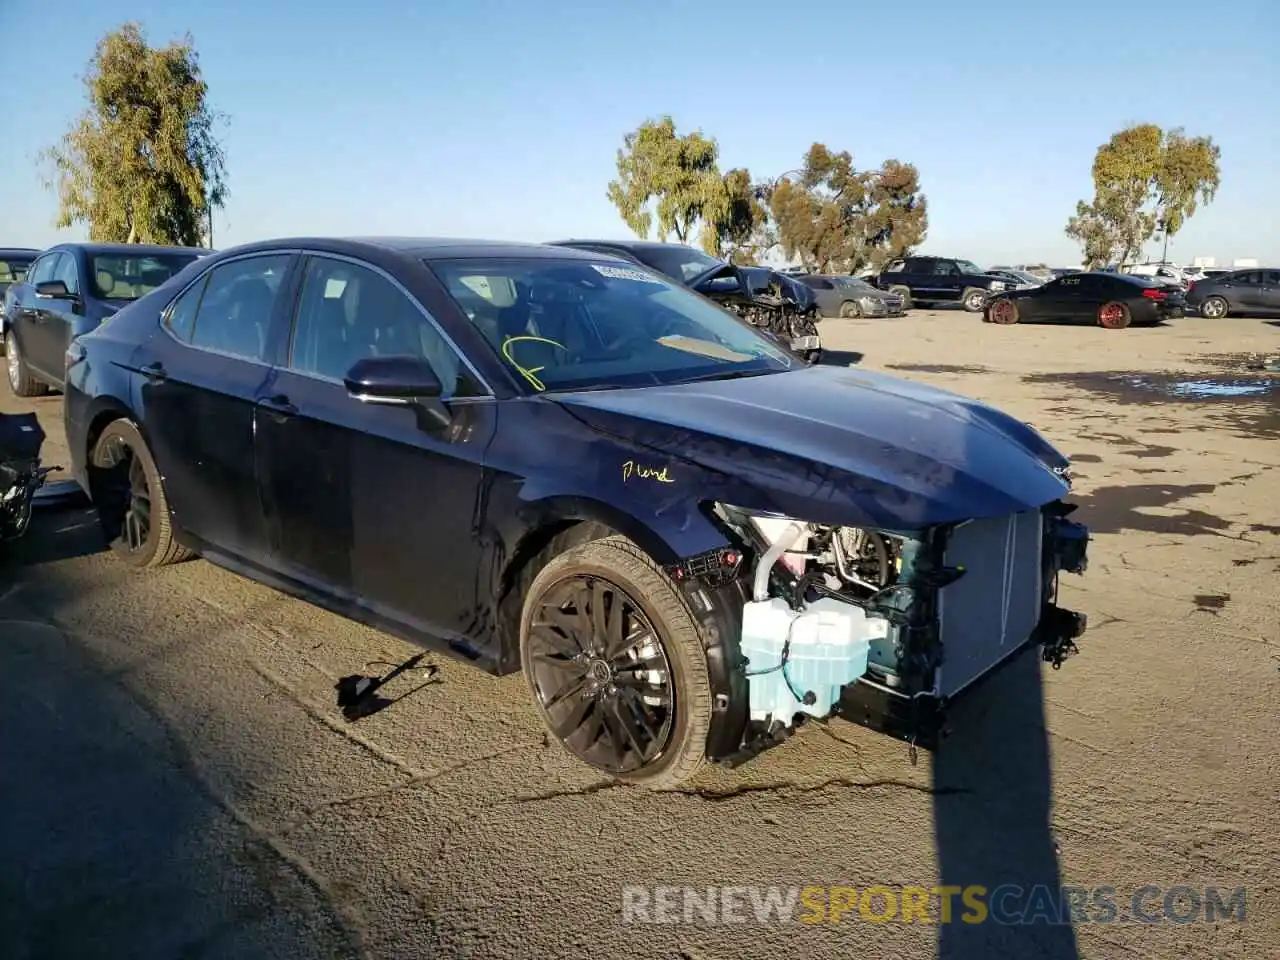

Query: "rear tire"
<box><xmin>89</xmin><ymin>419</ymin><xmax>193</xmax><ymax>568</ymax></box>
<box><xmin>519</xmin><ymin>534</ymin><xmax>713</xmax><ymax>789</ymax></box>
<box><xmin>1200</xmin><ymin>296</ymin><xmax>1228</xmax><ymax>319</ymax></box>
<box><xmin>1097</xmin><ymin>301</ymin><xmax>1131</xmax><ymax>329</ymax></box>
<box><xmin>887</xmin><ymin>285</ymin><xmax>913</xmax><ymax>310</ymax></box>
<box><xmin>838</xmin><ymin>300</ymin><xmax>861</xmax><ymax>319</ymax></box>
<box><xmin>6</xmin><ymin>330</ymin><xmax>49</xmax><ymax>398</ymax></box>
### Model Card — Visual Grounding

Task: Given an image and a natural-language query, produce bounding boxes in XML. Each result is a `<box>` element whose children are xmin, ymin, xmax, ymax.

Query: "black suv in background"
<box><xmin>873</xmin><ymin>256</ymin><xmax>1011</xmax><ymax>312</ymax></box>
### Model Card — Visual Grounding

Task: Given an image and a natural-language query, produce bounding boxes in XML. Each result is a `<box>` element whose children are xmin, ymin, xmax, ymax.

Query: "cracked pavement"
<box><xmin>2</xmin><ymin>313</ymin><xmax>1277</xmax><ymax>959</ymax></box>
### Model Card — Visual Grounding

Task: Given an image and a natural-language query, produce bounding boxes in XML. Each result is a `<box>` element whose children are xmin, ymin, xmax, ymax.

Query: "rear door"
<box><xmin>25</xmin><ymin>252</ymin><xmax>81</xmax><ymax>380</ymax></box>
<box><xmin>1258</xmin><ymin>270</ymin><xmax>1280</xmax><ymax>313</ymax></box>
<box><xmin>1230</xmin><ymin>271</ymin><xmax>1264</xmax><ymax>311</ymax></box>
<box><xmin>927</xmin><ymin>259</ymin><xmax>964</xmax><ymax>303</ymax></box>
<box><xmin>140</xmin><ymin>252</ymin><xmax>298</xmax><ymax>565</ymax></box>
<box><xmin>7</xmin><ymin>253</ymin><xmax>56</xmax><ymax>356</ymax></box>
<box><xmin>255</xmin><ymin>252</ymin><xmax>496</xmax><ymax>642</ymax></box>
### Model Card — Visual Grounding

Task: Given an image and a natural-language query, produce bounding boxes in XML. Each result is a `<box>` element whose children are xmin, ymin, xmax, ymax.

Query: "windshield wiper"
<box><xmin>678</xmin><ymin>368</ymin><xmax>778</xmax><ymax>384</ymax></box>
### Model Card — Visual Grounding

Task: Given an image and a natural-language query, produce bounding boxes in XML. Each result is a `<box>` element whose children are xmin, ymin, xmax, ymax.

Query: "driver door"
<box><xmin>254</xmin><ymin>253</ymin><xmax>497</xmax><ymax>644</ymax></box>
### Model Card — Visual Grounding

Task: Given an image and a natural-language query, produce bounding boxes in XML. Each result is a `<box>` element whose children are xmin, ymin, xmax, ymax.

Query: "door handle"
<box><xmin>258</xmin><ymin>394</ymin><xmax>298</xmax><ymax>422</ymax></box>
<box><xmin>141</xmin><ymin>361</ymin><xmax>168</xmax><ymax>383</ymax></box>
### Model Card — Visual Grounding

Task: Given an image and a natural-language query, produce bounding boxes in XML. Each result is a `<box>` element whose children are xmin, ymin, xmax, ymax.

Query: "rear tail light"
<box><xmin>1142</xmin><ymin>288</ymin><xmax>1168</xmax><ymax>301</ymax></box>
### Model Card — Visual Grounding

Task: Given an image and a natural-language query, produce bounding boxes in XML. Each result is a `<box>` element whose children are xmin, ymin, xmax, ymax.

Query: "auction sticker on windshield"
<box><xmin>591</xmin><ymin>264</ymin><xmax>663</xmax><ymax>283</ymax></box>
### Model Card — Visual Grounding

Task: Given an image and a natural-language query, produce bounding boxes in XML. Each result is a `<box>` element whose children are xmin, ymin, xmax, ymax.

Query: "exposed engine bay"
<box><xmin>686</xmin><ymin>499</ymin><xmax>1090</xmax><ymax>762</ymax></box>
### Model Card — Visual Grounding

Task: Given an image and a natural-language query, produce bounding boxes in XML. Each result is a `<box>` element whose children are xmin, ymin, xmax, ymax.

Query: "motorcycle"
<box><xmin>0</xmin><ymin>412</ymin><xmax>57</xmax><ymax>542</ymax></box>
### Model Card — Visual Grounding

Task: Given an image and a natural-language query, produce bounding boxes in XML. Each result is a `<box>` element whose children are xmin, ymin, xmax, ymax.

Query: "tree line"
<box><xmin>38</xmin><ymin>26</ymin><xmax>1222</xmax><ymax>270</ymax></box>
<box><xmin>41</xmin><ymin>22</ymin><xmax>227</xmax><ymax>248</ymax></box>
<box><xmin>606</xmin><ymin>116</ymin><xmax>928</xmax><ymax>273</ymax></box>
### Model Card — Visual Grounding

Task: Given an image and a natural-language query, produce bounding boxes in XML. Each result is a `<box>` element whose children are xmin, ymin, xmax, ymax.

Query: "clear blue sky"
<box><xmin>3</xmin><ymin>0</ymin><xmax>1276</xmax><ymax>267</ymax></box>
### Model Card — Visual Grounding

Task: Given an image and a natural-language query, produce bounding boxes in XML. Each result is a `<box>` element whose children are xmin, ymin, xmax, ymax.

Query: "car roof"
<box><xmin>216</xmin><ymin>236</ymin><xmax>615</xmax><ymax>262</ymax></box>
<box><xmin>0</xmin><ymin>247</ymin><xmax>39</xmax><ymax>257</ymax></box>
<box><xmin>52</xmin><ymin>242</ymin><xmax>211</xmax><ymax>257</ymax></box>
<box><xmin>549</xmin><ymin>238</ymin><xmax>696</xmax><ymax>252</ymax></box>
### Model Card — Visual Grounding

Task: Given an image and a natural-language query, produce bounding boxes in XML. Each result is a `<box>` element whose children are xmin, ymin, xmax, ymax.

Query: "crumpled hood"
<box><xmin>551</xmin><ymin>364</ymin><xmax>1071</xmax><ymax>531</ymax></box>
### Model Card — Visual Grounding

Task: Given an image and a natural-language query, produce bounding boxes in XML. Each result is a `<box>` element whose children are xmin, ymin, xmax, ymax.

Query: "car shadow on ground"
<box><xmin>933</xmin><ymin>651</ymin><xmax>1078</xmax><ymax>958</ymax></box>
<box><xmin>1263</xmin><ymin>320</ymin><xmax>1280</xmax><ymax>328</ymax></box>
<box><xmin>0</xmin><ymin>506</ymin><xmax>106</xmax><ymax>570</ymax></box>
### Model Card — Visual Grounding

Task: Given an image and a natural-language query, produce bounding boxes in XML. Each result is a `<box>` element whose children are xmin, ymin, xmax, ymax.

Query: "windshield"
<box><xmin>631</xmin><ymin>245</ymin><xmax>723</xmax><ymax>283</ymax></box>
<box><xmin>957</xmin><ymin>260</ymin><xmax>985</xmax><ymax>275</ymax></box>
<box><xmin>429</xmin><ymin>257</ymin><xmax>795</xmax><ymax>393</ymax></box>
<box><xmin>91</xmin><ymin>252</ymin><xmax>203</xmax><ymax>300</ymax></box>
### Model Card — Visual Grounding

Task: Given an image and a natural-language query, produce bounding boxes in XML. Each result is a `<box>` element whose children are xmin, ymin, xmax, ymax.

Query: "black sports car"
<box><xmin>64</xmin><ymin>236</ymin><xmax>1089</xmax><ymax>788</ymax></box>
<box><xmin>548</xmin><ymin>239</ymin><xmax>823</xmax><ymax>363</ymax></box>
<box><xmin>985</xmin><ymin>272</ymin><xmax>1185</xmax><ymax>328</ymax></box>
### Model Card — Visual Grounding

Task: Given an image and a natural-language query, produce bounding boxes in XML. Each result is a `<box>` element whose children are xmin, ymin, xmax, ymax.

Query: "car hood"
<box><xmin>551</xmin><ymin>364</ymin><xmax>1071</xmax><ymax>531</ymax></box>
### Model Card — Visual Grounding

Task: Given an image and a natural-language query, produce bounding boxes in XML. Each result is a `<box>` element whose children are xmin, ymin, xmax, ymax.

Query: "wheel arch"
<box><xmin>491</xmin><ymin>495</ymin><xmax>727</xmax><ymax>672</ymax></box>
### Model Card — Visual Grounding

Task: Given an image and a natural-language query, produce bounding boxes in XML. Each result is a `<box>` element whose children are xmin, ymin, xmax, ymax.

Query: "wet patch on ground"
<box><xmin>1070</xmin><ymin>454</ymin><xmax>1103</xmax><ymax>463</ymax></box>
<box><xmin>1025</xmin><ymin>370</ymin><xmax>1280</xmax><ymax>441</ymax></box>
<box><xmin>887</xmin><ymin>363</ymin><xmax>990</xmax><ymax>375</ymax></box>
<box><xmin>1066</xmin><ymin>482</ymin><xmax>1229</xmax><ymax>536</ymax></box>
<box><xmin>1192</xmin><ymin>593</ymin><xmax>1231</xmax><ymax>614</ymax></box>
<box><xmin>1249</xmin><ymin>523</ymin><xmax>1280</xmax><ymax>536</ymax></box>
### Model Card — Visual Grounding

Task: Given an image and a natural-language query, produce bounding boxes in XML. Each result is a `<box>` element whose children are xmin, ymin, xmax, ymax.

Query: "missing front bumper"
<box><xmin>835</xmin><ymin>601</ymin><xmax>1088</xmax><ymax>752</ymax></box>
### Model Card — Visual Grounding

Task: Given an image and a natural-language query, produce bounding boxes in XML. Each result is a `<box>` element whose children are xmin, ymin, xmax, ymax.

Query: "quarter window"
<box><xmin>164</xmin><ymin>275</ymin><xmax>210</xmax><ymax>343</ymax></box>
<box><xmin>188</xmin><ymin>254</ymin><xmax>291</xmax><ymax>361</ymax></box>
<box><xmin>287</xmin><ymin>256</ymin><xmax>479</xmax><ymax>398</ymax></box>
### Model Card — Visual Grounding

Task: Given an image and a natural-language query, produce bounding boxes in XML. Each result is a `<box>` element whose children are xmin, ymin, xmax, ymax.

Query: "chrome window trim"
<box><xmin>288</xmin><ymin>250</ymin><xmax>495</xmax><ymax>398</ymax></box>
<box><xmin>157</xmin><ymin>249</ymin><xmax>301</xmax><ymax>367</ymax></box>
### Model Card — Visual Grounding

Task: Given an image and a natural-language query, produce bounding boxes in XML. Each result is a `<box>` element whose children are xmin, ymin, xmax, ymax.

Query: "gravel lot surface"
<box><xmin>2</xmin><ymin>311</ymin><xmax>1277</xmax><ymax>959</ymax></box>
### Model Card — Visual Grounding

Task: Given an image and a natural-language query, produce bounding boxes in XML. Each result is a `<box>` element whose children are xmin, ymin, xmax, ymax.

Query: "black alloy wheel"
<box><xmin>89</xmin><ymin>419</ymin><xmax>192</xmax><ymax>567</ymax></box>
<box><xmin>525</xmin><ymin>574</ymin><xmax>675</xmax><ymax>775</ymax></box>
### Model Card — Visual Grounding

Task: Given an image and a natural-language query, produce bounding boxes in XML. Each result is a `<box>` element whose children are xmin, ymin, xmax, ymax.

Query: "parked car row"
<box><xmin>3</xmin><ymin>242</ymin><xmax>212</xmax><ymax>396</ymax></box>
<box><xmin>1</xmin><ymin>232</ymin><xmax>1092</xmax><ymax>787</ymax></box>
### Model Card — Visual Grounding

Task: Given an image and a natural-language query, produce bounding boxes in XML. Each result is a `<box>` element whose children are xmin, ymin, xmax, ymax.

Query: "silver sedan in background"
<box><xmin>799</xmin><ymin>274</ymin><xmax>906</xmax><ymax>317</ymax></box>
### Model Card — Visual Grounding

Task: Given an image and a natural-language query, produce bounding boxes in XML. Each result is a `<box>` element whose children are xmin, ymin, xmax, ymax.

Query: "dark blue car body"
<box><xmin>63</xmin><ymin>237</ymin><xmax>1088</xmax><ymax>770</ymax></box>
<box><xmin>3</xmin><ymin>241</ymin><xmax>209</xmax><ymax>395</ymax></box>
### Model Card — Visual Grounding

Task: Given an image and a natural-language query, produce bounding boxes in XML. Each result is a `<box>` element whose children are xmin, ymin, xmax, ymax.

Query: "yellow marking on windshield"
<box><xmin>622</xmin><ymin>460</ymin><xmax>674</xmax><ymax>484</ymax></box>
<box><xmin>500</xmin><ymin>335</ymin><xmax>566</xmax><ymax>392</ymax></box>
<box><xmin>655</xmin><ymin>334</ymin><xmax>753</xmax><ymax>362</ymax></box>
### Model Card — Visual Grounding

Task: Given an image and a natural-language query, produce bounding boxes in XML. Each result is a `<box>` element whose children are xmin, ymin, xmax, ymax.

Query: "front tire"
<box><xmin>1200</xmin><ymin>296</ymin><xmax>1228</xmax><ymax>319</ymax></box>
<box><xmin>989</xmin><ymin>300</ymin><xmax>1019</xmax><ymax>324</ymax></box>
<box><xmin>961</xmin><ymin>287</ymin><xmax>988</xmax><ymax>313</ymax></box>
<box><xmin>6</xmin><ymin>330</ymin><xmax>49</xmax><ymax>398</ymax></box>
<box><xmin>887</xmin><ymin>285</ymin><xmax>913</xmax><ymax>310</ymax></box>
<box><xmin>89</xmin><ymin>419</ymin><xmax>193</xmax><ymax>568</ymax></box>
<box><xmin>838</xmin><ymin>300</ymin><xmax>861</xmax><ymax>319</ymax></box>
<box><xmin>519</xmin><ymin>534</ymin><xmax>713</xmax><ymax>789</ymax></box>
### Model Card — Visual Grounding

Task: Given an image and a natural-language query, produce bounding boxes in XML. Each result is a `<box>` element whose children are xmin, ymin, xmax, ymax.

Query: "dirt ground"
<box><xmin>2</xmin><ymin>312</ymin><xmax>1277</xmax><ymax>960</ymax></box>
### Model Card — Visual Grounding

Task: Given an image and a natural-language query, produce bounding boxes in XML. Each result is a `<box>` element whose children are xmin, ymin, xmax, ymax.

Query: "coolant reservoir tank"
<box><xmin>740</xmin><ymin>597</ymin><xmax>887</xmax><ymax>725</ymax></box>
<box><xmin>751</xmin><ymin>516</ymin><xmax>809</xmax><ymax>575</ymax></box>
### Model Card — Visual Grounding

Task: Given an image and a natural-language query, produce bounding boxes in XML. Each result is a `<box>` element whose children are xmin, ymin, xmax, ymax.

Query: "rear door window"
<box><xmin>188</xmin><ymin>255</ymin><xmax>292</xmax><ymax>361</ymax></box>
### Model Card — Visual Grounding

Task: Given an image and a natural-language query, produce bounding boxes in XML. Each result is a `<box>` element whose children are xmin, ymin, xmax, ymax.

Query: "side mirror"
<box><xmin>35</xmin><ymin>280</ymin><xmax>76</xmax><ymax>300</ymax></box>
<box><xmin>343</xmin><ymin>355</ymin><xmax>451</xmax><ymax>430</ymax></box>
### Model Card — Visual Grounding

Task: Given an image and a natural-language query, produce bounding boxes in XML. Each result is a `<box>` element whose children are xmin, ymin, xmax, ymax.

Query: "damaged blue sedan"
<box><xmin>63</xmin><ymin>237</ymin><xmax>1089</xmax><ymax>788</ymax></box>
